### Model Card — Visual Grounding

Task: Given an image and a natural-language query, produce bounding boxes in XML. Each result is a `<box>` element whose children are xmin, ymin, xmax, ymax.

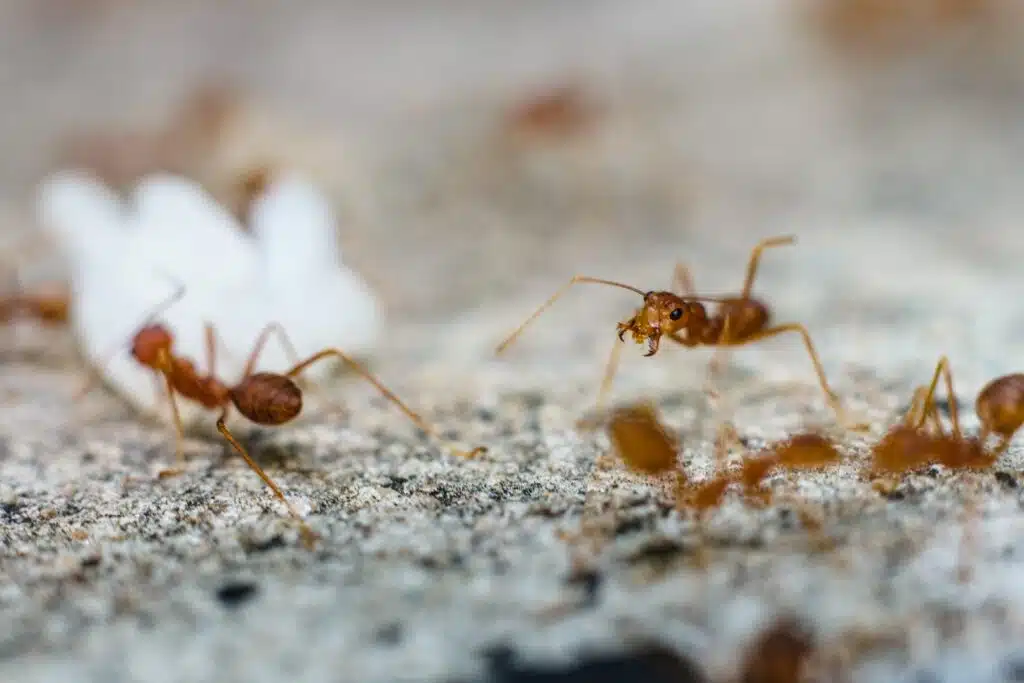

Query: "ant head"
<box><xmin>617</xmin><ymin>291</ymin><xmax>705</xmax><ymax>356</ymax></box>
<box><xmin>131</xmin><ymin>324</ymin><xmax>174</xmax><ymax>368</ymax></box>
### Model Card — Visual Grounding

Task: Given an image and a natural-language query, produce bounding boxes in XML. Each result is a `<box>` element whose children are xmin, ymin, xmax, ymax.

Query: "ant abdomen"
<box><xmin>977</xmin><ymin>373</ymin><xmax>1024</xmax><ymax>440</ymax></box>
<box><xmin>715</xmin><ymin>297</ymin><xmax>770</xmax><ymax>341</ymax></box>
<box><xmin>231</xmin><ymin>372</ymin><xmax>303</xmax><ymax>426</ymax></box>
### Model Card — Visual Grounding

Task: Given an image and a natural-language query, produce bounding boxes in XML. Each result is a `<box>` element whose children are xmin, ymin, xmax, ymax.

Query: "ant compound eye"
<box><xmin>669</xmin><ymin>308</ymin><xmax>683</xmax><ymax>321</ymax></box>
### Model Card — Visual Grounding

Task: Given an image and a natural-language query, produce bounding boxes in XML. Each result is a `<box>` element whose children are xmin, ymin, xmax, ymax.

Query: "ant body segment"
<box><xmin>496</xmin><ymin>236</ymin><xmax>862</xmax><ymax>430</ymax></box>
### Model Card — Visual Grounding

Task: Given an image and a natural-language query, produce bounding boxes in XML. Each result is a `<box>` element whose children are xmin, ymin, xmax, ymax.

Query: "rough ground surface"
<box><xmin>5</xmin><ymin>1</ymin><xmax>1024</xmax><ymax>682</ymax></box>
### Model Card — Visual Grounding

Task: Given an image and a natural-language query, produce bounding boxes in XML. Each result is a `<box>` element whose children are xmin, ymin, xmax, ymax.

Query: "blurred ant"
<box><xmin>737</xmin><ymin>432</ymin><xmax>842</xmax><ymax>505</ymax></box>
<box><xmin>0</xmin><ymin>265</ymin><xmax>70</xmax><ymax>326</ymax></box>
<box><xmin>603</xmin><ymin>400</ymin><xmax>841</xmax><ymax>513</ymax></box>
<box><xmin>868</xmin><ymin>356</ymin><xmax>1023</xmax><ymax>476</ymax></box>
<box><xmin>505</xmin><ymin>83</ymin><xmax>598</xmax><ymax>140</ymax></box>
<box><xmin>0</xmin><ymin>285</ymin><xmax>70</xmax><ymax>326</ymax></box>
<box><xmin>737</xmin><ymin>615</ymin><xmax>816</xmax><ymax>683</ymax></box>
<box><xmin>497</xmin><ymin>235</ymin><xmax>863</xmax><ymax>431</ymax></box>
<box><xmin>605</xmin><ymin>400</ymin><xmax>679</xmax><ymax>477</ymax></box>
<box><xmin>87</xmin><ymin>285</ymin><xmax>486</xmax><ymax>547</ymax></box>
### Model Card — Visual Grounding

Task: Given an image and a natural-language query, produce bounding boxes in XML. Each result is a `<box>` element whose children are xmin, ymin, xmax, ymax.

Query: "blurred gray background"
<box><xmin>6</xmin><ymin>2</ymin><xmax>1024</xmax><ymax>682</ymax></box>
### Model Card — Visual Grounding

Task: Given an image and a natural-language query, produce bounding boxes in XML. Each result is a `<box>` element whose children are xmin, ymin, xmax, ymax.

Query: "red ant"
<box><xmin>0</xmin><ymin>285</ymin><xmax>70</xmax><ymax>326</ymax></box>
<box><xmin>605</xmin><ymin>400</ymin><xmax>680</xmax><ymax>477</ymax></box>
<box><xmin>87</xmin><ymin>287</ymin><xmax>486</xmax><ymax>547</ymax></box>
<box><xmin>497</xmin><ymin>236</ymin><xmax>863</xmax><ymax>433</ymax></box>
<box><xmin>602</xmin><ymin>400</ymin><xmax>841</xmax><ymax>514</ymax></box>
<box><xmin>867</xmin><ymin>355</ymin><xmax>1021</xmax><ymax>583</ymax></box>
<box><xmin>736</xmin><ymin>615</ymin><xmax>816</xmax><ymax>683</ymax></box>
<box><xmin>504</xmin><ymin>84</ymin><xmax>598</xmax><ymax>141</ymax></box>
<box><xmin>868</xmin><ymin>356</ymin><xmax>1024</xmax><ymax>476</ymax></box>
<box><xmin>737</xmin><ymin>432</ymin><xmax>842</xmax><ymax>504</ymax></box>
<box><xmin>0</xmin><ymin>266</ymin><xmax>70</xmax><ymax>327</ymax></box>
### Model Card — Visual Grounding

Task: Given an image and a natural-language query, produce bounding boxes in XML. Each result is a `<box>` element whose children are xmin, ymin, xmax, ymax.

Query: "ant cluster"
<box><xmin>7</xmin><ymin>232</ymin><xmax>1022</xmax><ymax>554</ymax></box>
<box><xmin>495</xmin><ymin>235</ymin><xmax>1024</xmax><ymax>558</ymax></box>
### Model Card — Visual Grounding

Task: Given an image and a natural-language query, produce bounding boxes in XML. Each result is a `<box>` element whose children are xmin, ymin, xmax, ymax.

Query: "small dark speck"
<box><xmin>885</xmin><ymin>490</ymin><xmax>906</xmax><ymax>501</ymax></box>
<box><xmin>519</xmin><ymin>392</ymin><xmax>545</xmax><ymax>411</ymax></box>
<box><xmin>474</xmin><ymin>642</ymin><xmax>707</xmax><ymax>683</ymax></box>
<box><xmin>80</xmin><ymin>554</ymin><xmax>101</xmax><ymax>568</ymax></box>
<box><xmin>927</xmin><ymin>467</ymin><xmax>941</xmax><ymax>478</ymax></box>
<box><xmin>246</xmin><ymin>535</ymin><xmax>287</xmax><ymax>553</ymax></box>
<box><xmin>931</xmin><ymin>397</ymin><xmax>964</xmax><ymax>417</ymax></box>
<box><xmin>1004</xmin><ymin>656</ymin><xmax>1024</xmax><ymax>681</ymax></box>
<box><xmin>626</xmin><ymin>537</ymin><xmax>687</xmax><ymax>565</ymax></box>
<box><xmin>81</xmin><ymin>452</ymin><xmax>95</xmax><ymax>464</ymax></box>
<box><xmin>374</xmin><ymin>622</ymin><xmax>403</xmax><ymax>646</ymax></box>
<box><xmin>216</xmin><ymin>581</ymin><xmax>259</xmax><ymax>607</ymax></box>
<box><xmin>476</xmin><ymin>408</ymin><xmax>497</xmax><ymax>423</ymax></box>
<box><xmin>566</xmin><ymin>568</ymin><xmax>602</xmax><ymax>608</ymax></box>
<box><xmin>657</xmin><ymin>393</ymin><xmax>687</xmax><ymax>409</ymax></box>
<box><xmin>996</xmin><ymin>472</ymin><xmax>1018</xmax><ymax>489</ymax></box>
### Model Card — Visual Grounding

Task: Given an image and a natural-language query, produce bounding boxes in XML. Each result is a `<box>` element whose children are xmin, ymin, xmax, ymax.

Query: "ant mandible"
<box><xmin>89</xmin><ymin>286</ymin><xmax>486</xmax><ymax>547</ymax></box>
<box><xmin>496</xmin><ymin>235</ymin><xmax>861</xmax><ymax>430</ymax></box>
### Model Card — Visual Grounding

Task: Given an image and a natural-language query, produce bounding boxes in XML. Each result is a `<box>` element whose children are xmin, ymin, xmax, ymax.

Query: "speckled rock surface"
<box><xmin>5</xmin><ymin>2</ymin><xmax>1024</xmax><ymax>682</ymax></box>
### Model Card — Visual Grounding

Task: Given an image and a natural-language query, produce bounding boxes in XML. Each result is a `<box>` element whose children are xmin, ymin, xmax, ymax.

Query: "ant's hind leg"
<box><xmin>739</xmin><ymin>323</ymin><xmax>869</xmax><ymax>432</ymax></box>
<box><xmin>740</xmin><ymin>235</ymin><xmax>796</xmax><ymax>300</ymax></box>
<box><xmin>285</xmin><ymin>349</ymin><xmax>486</xmax><ymax>459</ymax></box>
<box><xmin>577</xmin><ymin>335</ymin><xmax>625</xmax><ymax>432</ymax></box>
<box><xmin>215</xmin><ymin>409</ymin><xmax>318</xmax><ymax>549</ymax></box>
<box><xmin>671</xmin><ymin>263</ymin><xmax>696</xmax><ymax>297</ymax></box>
<box><xmin>155</xmin><ymin>369</ymin><xmax>189</xmax><ymax>479</ymax></box>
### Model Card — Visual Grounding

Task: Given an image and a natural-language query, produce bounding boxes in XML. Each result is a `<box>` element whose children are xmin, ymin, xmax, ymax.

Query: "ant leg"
<box><xmin>917</xmin><ymin>356</ymin><xmax>962</xmax><ymax>440</ymax></box>
<box><xmin>701</xmin><ymin>234</ymin><xmax>796</xmax><ymax>413</ymax></box>
<box><xmin>595</xmin><ymin>335</ymin><xmax>625</xmax><ymax>415</ymax></box>
<box><xmin>904</xmin><ymin>386</ymin><xmax>932</xmax><ymax>428</ymax></box>
<box><xmin>993</xmin><ymin>435</ymin><xmax>1014</xmax><ymax>456</ymax></box>
<box><xmin>204</xmin><ymin>323</ymin><xmax>218</xmax><ymax>377</ymax></box>
<box><xmin>740</xmin><ymin>235</ymin><xmax>796</xmax><ymax>300</ymax></box>
<box><xmin>706</xmin><ymin>234</ymin><xmax>775</xmax><ymax>398</ymax></box>
<box><xmin>238</xmin><ymin>321</ymin><xmax>302</xmax><ymax>379</ymax></box>
<box><xmin>153</xmin><ymin>350</ymin><xmax>188</xmax><ymax>477</ymax></box>
<box><xmin>284</xmin><ymin>349</ymin><xmax>487</xmax><ymax>459</ymax></box>
<box><xmin>671</xmin><ymin>263</ymin><xmax>696</xmax><ymax>297</ymax></box>
<box><xmin>496</xmin><ymin>275</ymin><xmax>646</xmax><ymax>354</ymax></box>
<box><xmin>215</xmin><ymin>408</ymin><xmax>318</xmax><ymax>549</ymax></box>
<box><xmin>575</xmin><ymin>335</ymin><xmax>626</xmax><ymax>436</ymax></box>
<box><xmin>733</xmin><ymin>323</ymin><xmax>869</xmax><ymax>431</ymax></box>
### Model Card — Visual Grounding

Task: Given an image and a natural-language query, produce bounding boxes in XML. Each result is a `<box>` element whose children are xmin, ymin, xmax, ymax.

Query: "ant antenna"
<box><xmin>72</xmin><ymin>276</ymin><xmax>188</xmax><ymax>402</ymax></box>
<box><xmin>495</xmin><ymin>274</ymin><xmax>730</xmax><ymax>355</ymax></box>
<box><xmin>496</xmin><ymin>276</ymin><xmax>644</xmax><ymax>355</ymax></box>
